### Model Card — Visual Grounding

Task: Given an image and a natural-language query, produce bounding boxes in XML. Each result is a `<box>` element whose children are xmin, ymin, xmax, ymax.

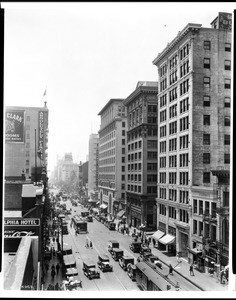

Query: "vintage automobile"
<box><xmin>140</xmin><ymin>244</ymin><xmax>152</xmax><ymax>256</ymax></box>
<box><xmin>82</xmin><ymin>260</ymin><xmax>100</xmax><ymax>279</ymax></box>
<box><xmin>112</xmin><ymin>248</ymin><xmax>124</xmax><ymax>261</ymax></box>
<box><xmin>129</xmin><ymin>240</ymin><xmax>142</xmax><ymax>253</ymax></box>
<box><xmin>108</xmin><ymin>222</ymin><xmax>116</xmax><ymax>231</ymax></box>
<box><xmin>119</xmin><ymin>255</ymin><xmax>135</xmax><ymax>271</ymax></box>
<box><xmin>86</xmin><ymin>215</ymin><xmax>93</xmax><ymax>222</ymax></box>
<box><xmin>127</xmin><ymin>263</ymin><xmax>136</xmax><ymax>281</ymax></box>
<box><xmin>107</xmin><ymin>240</ymin><xmax>119</xmax><ymax>254</ymax></box>
<box><xmin>97</xmin><ymin>254</ymin><xmax>113</xmax><ymax>272</ymax></box>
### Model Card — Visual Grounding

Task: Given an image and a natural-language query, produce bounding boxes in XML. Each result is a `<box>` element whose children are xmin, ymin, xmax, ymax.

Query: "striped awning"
<box><xmin>158</xmin><ymin>234</ymin><xmax>175</xmax><ymax>245</ymax></box>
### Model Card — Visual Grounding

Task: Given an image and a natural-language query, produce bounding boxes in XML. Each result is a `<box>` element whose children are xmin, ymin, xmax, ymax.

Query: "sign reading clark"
<box><xmin>4</xmin><ymin>218</ymin><xmax>40</xmax><ymax>226</ymax></box>
<box><xmin>5</xmin><ymin>110</ymin><xmax>25</xmax><ymax>142</ymax></box>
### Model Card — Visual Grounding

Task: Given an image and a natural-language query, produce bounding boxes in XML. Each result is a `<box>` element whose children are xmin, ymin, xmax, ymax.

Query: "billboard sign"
<box><xmin>5</xmin><ymin>110</ymin><xmax>25</xmax><ymax>142</ymax></box>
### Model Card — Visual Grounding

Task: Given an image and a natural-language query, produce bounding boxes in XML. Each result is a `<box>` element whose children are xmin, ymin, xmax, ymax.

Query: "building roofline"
<box><xmin>98</xmin><ymin>98</ymin><xmax>124</xmax><ymax>116</ymax></box>
<box><xmin>152</xmin><ymin>23</ymin><xmax>202</xmax><ymax>65</ymax></box>
<box><xmin>123</xmin><ymin>85</ymin><xmax>158</xmax><ymax>106</ymax></box>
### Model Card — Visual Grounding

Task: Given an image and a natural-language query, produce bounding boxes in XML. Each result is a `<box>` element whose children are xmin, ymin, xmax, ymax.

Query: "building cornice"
<box><xmin>123</xmin><ymin>85</ymin><xmax>158</xmax><ymax>106</ymax></box>
<box><xmin>152</xmin><ymin>23</ymin><xmax>202</xmax><ymax>66</ymax></box>
<box><xmin>98</xmin><ymin>98</ymin><xmax>124</xmax><ymax>116</ymax></box>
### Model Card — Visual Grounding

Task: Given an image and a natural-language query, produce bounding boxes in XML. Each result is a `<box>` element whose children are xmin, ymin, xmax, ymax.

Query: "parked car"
<box><xmin>97</xmin><ymin>254</ymin><xmax>113</xmax><ymax>272</ymax></box>
<box><xmin>127</xmin><ymin>263</ymin><xmax>136</xmax><ymax>281</ymax></box>
<box><xmin>107</xmin><ymin>240</ymin><xmax>119</xmax><ymax>254</ymax></box>
<box><xmin>108</xmin><ymin>222</ymin><xmax>116</xmax><ymax>230</ymax></box>
<box><xmin>86</xmin><ymin>215</ymin><xmax>93</xmax><ymax>222</ymax></box>
<box><xmin>82</xmin><ymin>260</ymin><xmax>100</xmax><ymax>279</ymax></box>
<box><xmin>112</xmin><ymin>248</ymin><xmax>124</xmax><ymax>261</ymax></box>
<box><xmin>129</xmin><ymin>241</ymin><xmax>142</xmax><ymax>253</ymax></box>
<box><xmin>119</xmin><ymin>256</ymin><xmax>135</xmax><ymax>271</ymax></box>
<box><xmin>140</xmin><ymin>245</ymin><xmax>151</xmax><ymax>256</ymax></box>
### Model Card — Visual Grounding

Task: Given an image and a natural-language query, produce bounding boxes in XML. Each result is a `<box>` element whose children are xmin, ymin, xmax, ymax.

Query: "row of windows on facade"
<box><xmin>160</xmin><ymin>152</ymin><xmax>230</xmax><ymax>168</ymax></box>
<box><xmin>159</xmin><ymin>203</ymin><xmax>189</xmax><ymax>223</ymax></box>
<box><xmin>161</xmin><ymin>57</ymin><xmax>230</xmax><ymax>89</ymax></box>
<box><xmin>159</xmin><ymin>115</ymin><xmax>230</xmax><ymax>135</ymax></box>
<box><xmin>160</xmin><ymin>90</ymin><xmax>230</xmax><ymax>108</ymax></box>
<box><xmin>160</xmin><ymin>74</ymin><xmax>231</xmax><ymax>94</ymax></box>
<box><xmin>159</xmin><ymin>41</ymin><xmax>231</xmax><ymax>78</ymax></box>
<box><xmin>127</xmin><ymin>185</ymin><xmax>157</xmax><ymax>194</ymax></box>
<box><xmin>159</xmin><ymin>133</ymin><xmax>230</xmax><ymax>153</ymax></box>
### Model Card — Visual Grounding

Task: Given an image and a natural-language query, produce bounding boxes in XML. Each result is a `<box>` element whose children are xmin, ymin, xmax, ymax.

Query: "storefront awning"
<box><xmin>88</xmin><ymin>198</ymin><xmax>98</xmax><ymax>203</ymax></box>
<box><xmin>189</xmin><ymin>248</ymin><xmax>202</xmax><ymax>255</ymax></box>
<box><xmin>151</xmin><ymin>230</ymin><xmax>165</xmax><ymax>241</ymax></box>
<box><xmin>116</xmin><ymin>210</ymin><xmax>125</xmax><ymax>218</ymax></box>
<box><xmin>21</xmin><ymin>184</ymin><xmax>36</xmax><ymax>197</ymax></box>
<box><xmin>100</xmin><ymin>204</ymin><xmax>108</xmax><ymax>210</ymax></box>
<box><xmin>158</xmin><ymin>234</ymin><xmax>175</xmax><ymax>245</ymax></box>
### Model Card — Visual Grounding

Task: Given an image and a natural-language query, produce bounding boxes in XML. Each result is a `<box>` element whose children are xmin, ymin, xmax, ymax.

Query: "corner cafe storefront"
<box><xmin>4</xmin><ymin>218</ymin><xmax>41</xmax><ymax>290</ymax></box>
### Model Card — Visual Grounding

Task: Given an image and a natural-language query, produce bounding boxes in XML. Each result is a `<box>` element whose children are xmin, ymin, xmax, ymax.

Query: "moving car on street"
<box><xmin>82</xmin><ymin>259</ymin><xmax>100</xmax><ymax>280</ymax></box>
<box><xmin>119</xmin><ymin>255</ymin><xmax>135</xmax><ymax>271</ymax></box>
<box><xmin>97</xmin><ymin>254</ymin><xmax>113</xmax><ymax>272</ymax></box>
<box><xmin>129</xmin><ymin>240</ymin><xmax>142</xmax><ymax>253</ymax></box>
<box><xmin>107</xmin><ymin>240</ymin><xmax>119</xmax><ymax>255</ymax></box>
<box><xmin>112</xmin><ymin>248</ymin><xmax>124</xmax><ymax>261</ymax></box>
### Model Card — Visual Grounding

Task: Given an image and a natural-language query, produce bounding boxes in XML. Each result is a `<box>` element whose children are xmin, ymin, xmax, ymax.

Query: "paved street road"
<box><xmin>62</xmin><ymin>199</ymin><xmax>140</xmax><ymax>291</ymax></box>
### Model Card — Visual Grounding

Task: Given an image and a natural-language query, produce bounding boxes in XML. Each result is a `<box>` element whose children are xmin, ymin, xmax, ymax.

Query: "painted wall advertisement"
<box><xmin>5</xmin><ymin>110</ymin><xmax>25</xmax><ymax>143</ymax></box>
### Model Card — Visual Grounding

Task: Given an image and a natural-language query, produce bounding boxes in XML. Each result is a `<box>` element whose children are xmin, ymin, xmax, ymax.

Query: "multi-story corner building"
<box><xmin>123</xmin><ymin>81</ymin><xmax>158</xmax><ymax>231</ymax></box>
<box><xmin>57</xmin><ymin>152</ymin><xmax>79</xmax><ymax>183</ymax></box>
<box><xmin>88</xmin><ymin>133</ymin><xmax>99</xmax><ymax>196</ymax></box>
<box><xmin>98</xmin><ymin>99</ymin><xmax>127</xmax><ymax>216</ymax></box>
<box><xmin>5</xmin><ymin>102</ymin><xmax>49</xmax><ymax>181</ymax></box>
<box><xmin>152</xmin><ymin>12</ymin><xmax>231</xmax><ymax>270</ymax></box>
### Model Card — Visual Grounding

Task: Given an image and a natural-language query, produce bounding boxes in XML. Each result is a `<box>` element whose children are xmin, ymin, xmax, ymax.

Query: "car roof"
<box><xmin>83</xmin><ymin>259</ymin><xmax>96</xmax><ymax>266</ymax></box>
<box><xmin>99</xmin><ymin>254</ymin><xmax>109</xmax><ymax>260</ymax></box>
<box><xmin>113</xmin><ymin>248</ymin><xmax>123</xmax><ymax>252</ymax></box>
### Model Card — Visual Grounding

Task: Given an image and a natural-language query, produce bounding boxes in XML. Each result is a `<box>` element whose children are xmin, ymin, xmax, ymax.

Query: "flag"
<box><xmin>43</xmin><ymin>89</ymin><xmax>47</xmax><ymax>97</ymax></box>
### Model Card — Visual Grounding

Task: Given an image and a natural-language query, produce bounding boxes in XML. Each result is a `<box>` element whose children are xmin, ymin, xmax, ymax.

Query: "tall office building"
<box><xmin>98</xmin><ymin>99</ymin><xmax>127</xmax><ymax>216</ymax></box>
<box><xmin>88</xmin><ymin>133</ymin><xmax>99</xmax><ymax>196</ymax></box>
<box><xmin>5</xmin><ymin>103</ymin><xmax>49</xmax><ymax>181</ymax></box>
<box><xmin>152</xmin><ymin>12</ymin><xmax>231</xmax><ymax>271</ymax></box>
<box><xmin>123</xmin><ymin>81</ymin><xmax>158</xmax><ymax>230</ymax></box>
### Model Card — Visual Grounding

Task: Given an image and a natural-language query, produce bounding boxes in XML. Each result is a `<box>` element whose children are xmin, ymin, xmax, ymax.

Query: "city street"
<box><xmin>45</xmin><ymin>192</ymin><xmax>229</xmax><ymax>292</ymax></box>
<box><xmin>56</xmin><ymin>198</ymin><xmax>140</xmax><ymax>291</ymax></box>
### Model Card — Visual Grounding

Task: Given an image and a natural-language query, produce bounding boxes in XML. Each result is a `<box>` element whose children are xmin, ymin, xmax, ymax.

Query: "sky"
<box><xmin>3</xmin><ymin>2</ymin><xmax>235</xmax><ymax>174</ymax></box>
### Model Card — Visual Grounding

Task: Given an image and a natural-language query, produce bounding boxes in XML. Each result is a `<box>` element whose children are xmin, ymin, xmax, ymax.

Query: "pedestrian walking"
<box><xmin>153</xmin><ymin>238</ymin><xmax>156</xmax><ymax>248</ymax></box>
<box><xmin>169</xmin><ymin>264</ymin><xmax>173</xmax><ymax>275</ymax></box>
<box><xmin>189</xmin><ymin>264</ymin><xmax>194</xmax><ymax>276</ymax></box>
<box><xmin>56</xmin><ymin>263</ymin><xmax>60</xmax><ymax>275</ymax></box>
<box><xmin>55</xmin><ymin>282</ymin><xmax>60</xmax><ymax>290</ymax></box>
<box><xmin>90</xmin><ymin>240</ymin><xmax>93</xmax><ymax>248</ymax></box>
<box><xmin>220</xmin><ymin>269</ymin><xmax>225</xmax><ymax>284</ymax></box>
<box><xmin>51</xmin><ymin>264</ymin><xmax>55</xmax><ymax>272</ymax></box>
<box><xmin>51</xmin><ymin>268</ymin><xmax>56</xmax><ymax>280</ymax></box>
<box><xmin>45</xmin><ymin>262</ymin><xmax>49</xmax><ymax>272</ymax></box>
